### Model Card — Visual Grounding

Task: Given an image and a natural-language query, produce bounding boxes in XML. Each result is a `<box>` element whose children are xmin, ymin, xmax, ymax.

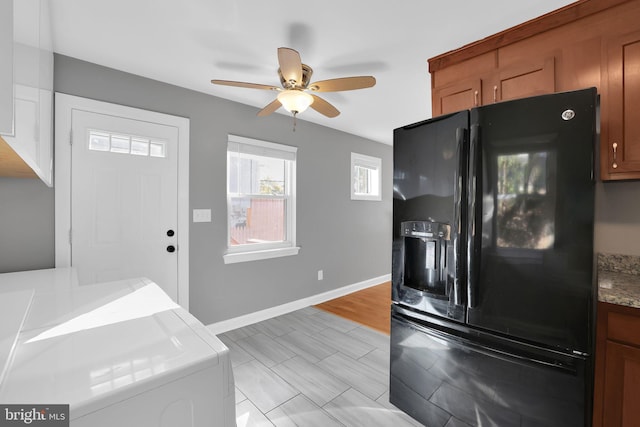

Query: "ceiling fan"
<box><xmin>211</xmin><ymin>47</ymin><xmax>376</xmax><ymax>119</ymax></box>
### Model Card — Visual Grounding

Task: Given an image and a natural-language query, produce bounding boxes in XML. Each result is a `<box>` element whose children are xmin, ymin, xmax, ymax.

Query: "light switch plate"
<box><xmin>193</xmin><ymin>209</ymin><xmax>212</xmax><ymax>223</ymax></box>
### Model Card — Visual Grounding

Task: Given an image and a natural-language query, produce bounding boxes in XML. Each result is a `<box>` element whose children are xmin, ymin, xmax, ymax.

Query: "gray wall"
<box><xmin>52</xmin><ymin>54</ymin><xmax>393</xmax><ymax>324</ymax></box>
<box><xmin>594</xmin><ymin>181</ymin><xmax>640</xmax><ymax>256</ymax></box>
<box><xmin>2</xmin><ymin>54</ymin><xmax>640</xmax><ymax>324</ymax></box>
<box><xmin>0</xmin><ymin>177</ymin><xmax>54</xmax><ymax>272</ymax></box>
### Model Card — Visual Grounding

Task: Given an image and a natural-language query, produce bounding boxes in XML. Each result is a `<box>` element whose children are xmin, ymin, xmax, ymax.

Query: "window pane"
<box><xmin>89</xmin><ymin>131</ymin><xmax>110</xmax><ymax>151</ymax></box>
<box><xmin>131</xmin><ymin>138</ymin><xmax>150</xmax><ymax>156</ymax></box>
<box><xmin>258</xmin><ymin>155</ymin><xmax>286</xmax><ymax>196</ymax></box>
<box><xmin>111</xmin><ymin>135</ymin><xmax>130</xmax><ymax>153</ymax></box>
<box><xmin>229</xmin><ymin>196</ymin><xmax>286</xmax><ymax>246</ymax></box>
<box><xmin>355</xmin><ymin>165</ymin><xmax>371</xmax><ymax>194</ymax></box>
<box><xmin>150</xmin><ymin>141</ymin><xmax>166</xmax><ymax>158</ymax></box>
<box><xmin>354</xmin><ymin>165</ymin><xmax>379</xmax><ymax>196</ymax></box>
<box><xmin>229</xmin><ymin>153</ymin><xmax>286</xmax><ymax>196</ymax></box>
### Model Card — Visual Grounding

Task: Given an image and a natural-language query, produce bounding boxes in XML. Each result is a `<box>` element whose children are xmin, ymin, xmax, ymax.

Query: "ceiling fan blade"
<box><xmin>257</xmin><ymin>99</ymin><xmax>282</xmax><ymax>117</ymax></box>
<box><xmin>310</xmin><ymin>95</ymin><xmax>340</xmax><ymax>118</ymax></box>
<box><xmin>211</xmin><ymin>79</ymin><xmax>279</xmax><ymax>91</ymax></box>
<box><xmin>309</xmin><ymin>76</ymin><xmax>376</xmax><ymax>92</ymax></box>
<box><xmin>278</xmin><ymin>47</ymin><xmax>303</xmax><ymax>87</ymax></box>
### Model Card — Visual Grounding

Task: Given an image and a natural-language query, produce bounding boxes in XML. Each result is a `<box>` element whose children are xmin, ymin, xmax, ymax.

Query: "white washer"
<box><xmin>0</xmin><ymin>269</ymin><xmax>235</xmax><ymax>427</ymax></box>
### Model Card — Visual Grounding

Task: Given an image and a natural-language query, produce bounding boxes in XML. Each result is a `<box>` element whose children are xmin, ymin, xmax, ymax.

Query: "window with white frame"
<box><xmin>351</xmin><ymin>152</ymin><xmax>382</xmax><ymax>201</ymax></box>
<box><xmin>224</xmin><ymin>135</ymin><xmax>299</xmax><ymax>264</ymax></box>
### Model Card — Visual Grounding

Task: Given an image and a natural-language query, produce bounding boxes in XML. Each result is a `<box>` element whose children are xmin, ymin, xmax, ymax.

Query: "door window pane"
<box><xmin>150</xmin><ymin>141</ymin><xmax>166</xmax><ymax>158</ymax></box>
<box><xmin>131</xmin><ymin>138</ymin><xmax>150</xmax><ymax>156</ymax></box>
<box><xmin>87</xmin><ymin>130</ymin><xmax>166</xmax><ymax>158</ymax></box>
<box><xmin>89</xmin><ymin>131</ymin><xmax>110</xmax><ymax>151</ymax></box>
<box><xmin>110</xmin><ymin>135</ymin><xmax>130</xmax><ymax>153</ymax></box>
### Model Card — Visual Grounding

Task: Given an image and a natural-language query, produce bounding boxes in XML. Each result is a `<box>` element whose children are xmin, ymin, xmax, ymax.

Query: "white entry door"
<box><xmin>55</xmin><ymin>94</ymin><xmax>189</xmax><ymax>308</ymax></box>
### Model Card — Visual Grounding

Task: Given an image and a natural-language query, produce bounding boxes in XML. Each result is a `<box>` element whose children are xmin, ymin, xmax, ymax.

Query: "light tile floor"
<box><xmin>217</xmin><ymin>306</ymin><xmax>424</xmax><ymax>427</ymax></box>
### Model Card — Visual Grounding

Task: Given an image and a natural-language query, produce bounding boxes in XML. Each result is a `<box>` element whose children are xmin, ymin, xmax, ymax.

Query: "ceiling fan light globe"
<box><xmin>277</xmin><ymin>90</ymin><xmax>314</xmax><ymax>114</ymax></box>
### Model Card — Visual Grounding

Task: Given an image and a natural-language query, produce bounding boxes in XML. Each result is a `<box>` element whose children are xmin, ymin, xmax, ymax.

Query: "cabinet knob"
<box><xmin>612</xmin><ymin>142</ymin><xmax>618</xmax><ymax>169</ymax></box>
<box><xmin>167</xmin><ymin>245</ymin><xmax>176</xmax><ymax>253</ymax></box>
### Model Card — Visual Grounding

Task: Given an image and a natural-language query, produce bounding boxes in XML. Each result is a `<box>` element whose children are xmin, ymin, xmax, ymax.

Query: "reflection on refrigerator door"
<box><xmin>390</xmin><ymin>311</ymin><xmax>587</xmax><ymax>427</ymax></box>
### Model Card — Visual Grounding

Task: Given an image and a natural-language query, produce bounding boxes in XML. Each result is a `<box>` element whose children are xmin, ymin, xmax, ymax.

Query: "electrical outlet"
<box><xmin>317</xmin><ymin>270</ymin><xmax>323</xmax><ymax>281</ymax></box>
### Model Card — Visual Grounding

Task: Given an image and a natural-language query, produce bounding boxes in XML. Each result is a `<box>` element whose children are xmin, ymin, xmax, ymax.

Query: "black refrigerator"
<box><xmin>390</xmin><ymin>87</ymin><xmax>597</xmax><ymax>427</ymax></box>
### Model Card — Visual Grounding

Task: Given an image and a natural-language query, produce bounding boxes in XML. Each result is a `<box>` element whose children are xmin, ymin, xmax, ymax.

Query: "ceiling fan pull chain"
<box><xmin>293</xmin><ymin>111</ymin><xmax>297</xmax><ymax>132</ymax></box>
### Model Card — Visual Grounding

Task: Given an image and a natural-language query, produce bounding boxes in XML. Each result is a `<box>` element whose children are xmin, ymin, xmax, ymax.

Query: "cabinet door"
<box><xmin>1</xmin><ymin>0</ymin><xmax>53</xmax><ymax>186</ymax></box>
<box><xmin>495</xmin><ymin>57</ymin><xmax>556</xmax><ymax>102</ymax></box>
<box><xmin>432</xmin><ymin>78</ymin><xmax>481</xmax><ymax>116</ymax></box>
<box><xmin>602</xmin><ymin>31</ymin><xmax>640</xmax><ymax>179</ymax></box>
<box><xmin>603</xmin><ymin>340</ymin><xmax>640</xmax><ymax>426</ymax></box>
<box><xmin>0</xmin><ymin>0</ymin><xmax>13</xmax><ymax>134</ymax></box>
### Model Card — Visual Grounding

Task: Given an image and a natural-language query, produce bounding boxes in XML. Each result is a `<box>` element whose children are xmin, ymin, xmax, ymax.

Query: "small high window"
<box><xmin>351</xmin><ymin>152</ymin><xmax>382</xmax><ymax>201</ymax></box>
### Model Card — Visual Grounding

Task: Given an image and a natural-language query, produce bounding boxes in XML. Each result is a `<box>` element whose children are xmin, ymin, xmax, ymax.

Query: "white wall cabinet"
<box><xmin>0</xmin><ymin>0</ymin><xmax>13</xmax><ymax>134</ymax></box>
<box><xmin>0</xmin><ymin>0</ymin><xmax>53</xmax><ymax>186</ymax></box>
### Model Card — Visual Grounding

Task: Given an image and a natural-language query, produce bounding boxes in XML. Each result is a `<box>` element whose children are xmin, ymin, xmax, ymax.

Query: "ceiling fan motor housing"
<box><xmin>279</xmin><ymin>64</ymin><xmax>313</xmax><ymax>89</ymax></box>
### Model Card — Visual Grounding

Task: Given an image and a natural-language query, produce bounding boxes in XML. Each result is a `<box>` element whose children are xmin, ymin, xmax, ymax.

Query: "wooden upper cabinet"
<box><xmin>601</xmin><ymin>30</ymin><xmax>640</xmax><ymax>180</ymax></box>
<box><xmin>432</xmin><ymin>57</ymin><xmax>555</xmax><ymax>116</ymax></box>
<box><xmin>429</xmin><ymin>0</ymin><xmax>640</xmax><ymax>181</ymax></box>
<box><xmin>496</xmin><ymin>57</ymin><xmax>555</xmax><ymax>102</ymax></box>
<box><xmin>432</xmin><ymin>78</ymin><xmax>481</xmax><ymax>116</ymax></box>
<box><xmin>431</xmin><ymin>51</ymin><xmax>496</xmax><ymax>116</ymax></box>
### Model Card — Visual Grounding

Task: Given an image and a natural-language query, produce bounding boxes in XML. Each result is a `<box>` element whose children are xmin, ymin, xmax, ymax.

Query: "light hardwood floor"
<box><xmin>314</xmin><ymin>282</ymin><xmax>391</xmax><ymax>335</ymax></box>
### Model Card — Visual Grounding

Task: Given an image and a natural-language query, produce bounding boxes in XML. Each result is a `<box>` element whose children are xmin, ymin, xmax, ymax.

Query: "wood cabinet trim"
<box><xmin>0</xmin><ymin>136</ymin><xmax>38</xmax><ymax>179</ymax></box>
<box><xmin>601</xmin><ymin>29</ymin><xmax>640</xmax><ymax>178</ymax></box>
<box><xmin>428</xmin><ymin>0</ymin><xmax>633</xmax><ymax>73</ymax></box>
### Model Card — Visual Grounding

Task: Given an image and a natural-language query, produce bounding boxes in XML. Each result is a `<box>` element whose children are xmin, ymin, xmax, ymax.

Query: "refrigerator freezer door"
<box><xmin>392</xmin><ymin>111</ymin><xmax>468</xmax><ymax>321</ymax></box>
<box><xmin>467</xmin><ymin>88</ymin><xmax>596</xmax><ymax>353</ymax></box>
<box><xmin>390</xmin><ymin>310</ymin><xmax>588</xmax><ymax>427</ymax></box>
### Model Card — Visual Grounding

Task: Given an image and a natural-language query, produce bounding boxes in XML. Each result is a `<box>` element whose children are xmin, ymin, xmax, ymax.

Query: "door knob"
<box><xmin>167</xmin><ymin>229</ymin><xmax>175</xmax><ymax>237</ymax></box>
<box><xmin>167</xmin><ymin>245</ymin><xmax>176</xmax><ymax>253</ymax></box>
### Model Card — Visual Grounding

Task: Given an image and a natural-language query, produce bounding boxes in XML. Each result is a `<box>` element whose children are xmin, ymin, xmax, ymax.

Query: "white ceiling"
<box><xmin>49</xmin><ymin>0</ymin><xmax>575</xmax><ymax>145</ymax></box>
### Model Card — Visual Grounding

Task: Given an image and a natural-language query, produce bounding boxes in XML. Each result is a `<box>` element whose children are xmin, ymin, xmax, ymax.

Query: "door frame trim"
<box><xmin>54</xmin><ymin>93</ymin><xmax>190</xmax><ymax>310</ymax></box>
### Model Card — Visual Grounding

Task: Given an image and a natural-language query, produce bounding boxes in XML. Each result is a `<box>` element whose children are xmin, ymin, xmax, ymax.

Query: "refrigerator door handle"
<box><xmin>452</xmin><ymin>127</ymin><xmax>467</xmax><ymax>306</ymax></box>
<box><xmin>467</xmin><ymin>124</ymin><xmax>481</xmax><ymax>308</ymax></box>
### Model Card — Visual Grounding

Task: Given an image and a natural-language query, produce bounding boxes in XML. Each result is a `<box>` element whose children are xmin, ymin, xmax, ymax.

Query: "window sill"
<box><xmin>223</xmin><ymin>246</ymin><xmax>300</xmax><ymax>264</ymax></box>
<box><xmin>351</xmin><ymin>194</ymin><xmax>382</xmax><ymax>201</ymax></box>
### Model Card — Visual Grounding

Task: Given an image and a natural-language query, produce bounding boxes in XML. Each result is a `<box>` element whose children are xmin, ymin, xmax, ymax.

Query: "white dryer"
<box><xmin>0</xmin><ymin>268</ymin><xmax>235</xmax><ymax>427</ymax></box>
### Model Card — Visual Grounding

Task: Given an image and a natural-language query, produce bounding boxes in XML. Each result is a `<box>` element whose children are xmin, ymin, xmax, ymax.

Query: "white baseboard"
<box><xmin>207</xmin><ymin>274</ymin><xmax>391</xmax><ymax>335</ymax></box>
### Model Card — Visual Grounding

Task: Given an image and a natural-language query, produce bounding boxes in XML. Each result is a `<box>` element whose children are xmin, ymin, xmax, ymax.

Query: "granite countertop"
<box><xmin>598</xmin><ymin>253</ymin><xmax>640</xmax><ymax>309</ymax></box>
